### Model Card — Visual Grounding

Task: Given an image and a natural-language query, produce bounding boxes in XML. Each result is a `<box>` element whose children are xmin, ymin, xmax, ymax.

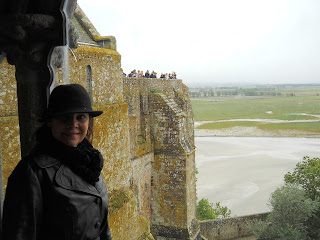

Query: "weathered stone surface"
<box><xmin>200</xmin><ymin>213</ymin><xmax>269</xmax><ymax>240</ymax></box>
<box><xmin>0</xmin><ymin>116</ymin><xmax>21</xmax><ymax>189</ymax></box>
<box><xmin>0</xmin><ymin>58</ymin><xmax>17</xmax><ymax>115</ymax></box>
<box><xmin>0</xmin><ymin>4</ymin><xmax>198</xmax><ymax>240</ymax></box>
<box><xmin>148</xmin><ymin>91</ymin><xmax>198</xmax><ymax>239</ymax></box>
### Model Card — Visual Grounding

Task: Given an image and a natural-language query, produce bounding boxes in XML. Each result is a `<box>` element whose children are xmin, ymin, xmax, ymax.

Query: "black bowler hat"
<box><xmin>48</xmin><ymin>84</ymin><xmax>103</xmax><ymax>118</ymax></box>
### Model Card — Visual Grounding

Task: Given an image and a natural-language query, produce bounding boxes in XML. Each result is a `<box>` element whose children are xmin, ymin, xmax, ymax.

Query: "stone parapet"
<box><xmin>200</xmin><ymin>212</ymin><xmax>269</xmax><ymax>240</ymax></box>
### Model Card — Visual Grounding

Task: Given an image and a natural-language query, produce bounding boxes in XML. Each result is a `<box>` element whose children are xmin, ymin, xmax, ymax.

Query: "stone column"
<box><xmin>0</xmin><ymin>0</ymin><xmax>77</xmax><ymax>157</ymax></box>
<box><xmin>15</xmin><ymin>66</ymin><xmax>51</xmax><ymax>156</ymax></box>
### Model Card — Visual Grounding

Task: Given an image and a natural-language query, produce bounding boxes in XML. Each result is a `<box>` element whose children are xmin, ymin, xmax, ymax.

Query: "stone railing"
<box><xmin>199</xmin><ymin>212</ymin><xmax>269</xmax><ymax>240</ymax></box>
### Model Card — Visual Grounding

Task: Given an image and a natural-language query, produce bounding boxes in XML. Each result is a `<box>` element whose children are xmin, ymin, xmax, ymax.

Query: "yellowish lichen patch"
<box><xmin>108</xmin><ymin>188</ymin><xmax>130</xmax><ymax>214</ymax></box>
<box><xmin>0</xmin><ymin>116</ymin><xmax>21</xmax><ymax>192</ymax></box>
<box><xmin>75</xmin><ymin>45</ymin><xmax>120</xmax><ymax>56</ymax></box>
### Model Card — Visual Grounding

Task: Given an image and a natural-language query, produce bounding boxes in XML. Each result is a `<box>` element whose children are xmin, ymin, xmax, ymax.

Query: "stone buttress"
<box><xmin>148</xmin><ymin>92</ymin><xmax>200</xmax><ymax>240</ymax></box>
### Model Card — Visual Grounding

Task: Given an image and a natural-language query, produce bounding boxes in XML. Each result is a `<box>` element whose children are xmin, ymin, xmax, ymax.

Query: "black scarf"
<box><xmin>35</xmin><ymin>125</ymin><xmax>104</xmax><ymax>185</ymax></box>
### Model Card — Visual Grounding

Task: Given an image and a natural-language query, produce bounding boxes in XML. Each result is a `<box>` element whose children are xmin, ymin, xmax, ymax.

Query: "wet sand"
<box><xmin>195</xmin><ymin>126</ymin><xmax>320</xmax><ymax>138</ymax></box>
<box><xmin>195</xmin><ymin>135</ymin><xmax>320</xmax><ymax>217</ymax></box>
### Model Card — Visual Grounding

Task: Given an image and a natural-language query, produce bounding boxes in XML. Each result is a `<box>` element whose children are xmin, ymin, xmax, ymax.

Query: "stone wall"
<box><xmin>0</xmin><ymin>47</ymin><xmax>146</xmax><ymax>240</ymax></box>
<box><xmin>0</xmin><ymin>59</ymin><xmax>21</xmax><ymax>192</ymax></box>
<box><xmin>56</xmin><ymin>45</ymin><xmax>122</xmax><ymax>104</ymax></box>
<box><xmin>0</xmin><ymin>49</ymin><xmax>198</xmax><ymax>239</ymax></box>
<box><xmin>200</xmin><ymin>213</ymin><xmax>269</xmax><ymax>240</ymax></box>
<box><xmin>0</xmin><ymin>59</ymin><xmax>19</xmax><ymax>190</ymax></box>
<box><xmin>0</xmin><ymin>7</ymin><xmax>198</xmax><ymax>238</ymax></box>
<box><xmin>132</xmin><ymin>152</ymin><xmax>153</xmax><ymax>221</ymax></box>
<box><xmin>0</xmin><ymin>58</ymin><xmax>17</xmax><ymax>116</ymax></box>
<box><xmin>122</xmin><ymin>77</ymin><xmax>199</xmax><ymax>239</ymax></box>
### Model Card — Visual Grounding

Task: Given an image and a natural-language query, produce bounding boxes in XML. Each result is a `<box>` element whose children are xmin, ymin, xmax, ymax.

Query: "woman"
<box><xmin>2</xmin><ymin>84</ymin><xmax>112</xmax><ymax>240</ymax></box>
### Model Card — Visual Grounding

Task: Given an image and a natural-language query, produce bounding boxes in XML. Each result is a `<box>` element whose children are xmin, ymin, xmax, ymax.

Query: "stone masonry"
<box><xmin>0</xmin><ymin>4</ymin><xmax>199</xmax><ymax>240</ymax></box>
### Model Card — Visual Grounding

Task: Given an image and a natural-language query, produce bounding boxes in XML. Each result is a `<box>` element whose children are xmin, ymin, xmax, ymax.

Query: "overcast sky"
<box><xmin>77</xmin><ymin>0</ymin><xmax>320</xmax><ymax>87</ymax></box>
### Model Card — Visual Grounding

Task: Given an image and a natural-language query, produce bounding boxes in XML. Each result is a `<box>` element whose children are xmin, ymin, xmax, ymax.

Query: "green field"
<box><xmin>191</xmin><ymin>96</ymin><xmax>320</xmax><ymax>121</ymax></box>
<box><xmin>191</xmin><ymin>95</ymin><xmax>320</xmax><ymax>134</ymax></box>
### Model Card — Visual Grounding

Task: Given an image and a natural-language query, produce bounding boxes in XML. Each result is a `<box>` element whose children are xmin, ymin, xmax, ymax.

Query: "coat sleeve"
<box><xmin>100</xmin><ymin>220</ymin><xmax>112</xmax><ymax>240</ymax></box>
<box><xmin>2</xmin><ymin>158</ymin><xmax>43</xmax><ymax>240</ymax></box>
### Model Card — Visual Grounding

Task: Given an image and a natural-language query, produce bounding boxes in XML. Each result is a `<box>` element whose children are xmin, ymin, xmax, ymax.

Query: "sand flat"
<box><xmin>196</xmin><ymin>135</ymin><xmax>320</xmax><ymax>216</ymax></box>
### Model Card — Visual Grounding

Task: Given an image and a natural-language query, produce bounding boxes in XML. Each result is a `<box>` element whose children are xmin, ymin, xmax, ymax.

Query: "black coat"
<box><xmin>2</xmin><ymin>149</ymin><xmax>112</xmax><ymax>240</ymax></box>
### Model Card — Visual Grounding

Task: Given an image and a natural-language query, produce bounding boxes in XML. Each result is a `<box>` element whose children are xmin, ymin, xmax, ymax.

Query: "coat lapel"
<box><xmin>55</xmin><ymin>164</ymin><xmax>102</xmax><ymax>197</ymax></box>
<box><xmin>34</xmin><ymin>154</ymin><xmax>61</xmax><ymax>168</ymax></box>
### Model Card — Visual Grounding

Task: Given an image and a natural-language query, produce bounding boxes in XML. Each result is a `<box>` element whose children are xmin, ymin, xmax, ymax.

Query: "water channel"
<box><xmin>195</xmin><ymin>136</ymin><xmax>320</xmax><ymax>217</ymax></box>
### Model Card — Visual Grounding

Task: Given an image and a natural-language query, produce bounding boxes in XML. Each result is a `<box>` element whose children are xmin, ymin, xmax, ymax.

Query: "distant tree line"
<box><xmin>189</xmin><ymin>87</ymin><xmax>296</xmax><ymax>98</ymax></box>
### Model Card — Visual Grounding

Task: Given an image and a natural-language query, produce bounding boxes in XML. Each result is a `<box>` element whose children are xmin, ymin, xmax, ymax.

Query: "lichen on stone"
<box><xmin>108</xmin><ymin>188</ymin><xmax>130</xmax><ymax>214</ymax></box>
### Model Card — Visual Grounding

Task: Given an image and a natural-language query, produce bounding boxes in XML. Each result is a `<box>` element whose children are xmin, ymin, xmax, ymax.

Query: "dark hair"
<box><xmin>86</xmin><ymin>116</ymin><xmax>94</xmax><ymax>143</ymax></box>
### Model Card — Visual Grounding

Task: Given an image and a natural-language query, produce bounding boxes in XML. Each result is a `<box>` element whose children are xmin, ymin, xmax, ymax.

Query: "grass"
<box><xmin>197</xmin><ymin>121</ymin><xmax>259</xmax><ymax>129</ymax></box>
<box><xmin>260</xmin><ymin>122</ymin><xmax>320</xmax><ymax>133</ymax></box>
<box><xmin>191</xmin><ymin>96</ymin><xmax>320</xmax><ymax>121</ymax></box>
<box><xmin>191</xmin><ymin>95</ymin><xmax>320</xmax><ymax>134</ymax></box>
<box><xmin>277</xmin><ymin>115</ymin><xmax>318</xmax><ymax>120</ymax></box>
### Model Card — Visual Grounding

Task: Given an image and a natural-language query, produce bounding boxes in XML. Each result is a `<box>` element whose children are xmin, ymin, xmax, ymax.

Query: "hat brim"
<box><xmin>51</xmin><ymin>108</ymin><xmax>103</xmax><ymax>118</ymax></box>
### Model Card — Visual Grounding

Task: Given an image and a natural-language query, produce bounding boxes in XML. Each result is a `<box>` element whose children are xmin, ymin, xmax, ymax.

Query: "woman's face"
<box><xmin>50</xmin><ymin>113</ymin><xmax>90</xmax><ymax>147</ymax></box>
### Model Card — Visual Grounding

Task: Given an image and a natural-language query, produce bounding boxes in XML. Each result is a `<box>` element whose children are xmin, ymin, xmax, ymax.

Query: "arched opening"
<box><xmin>86</xmin><ymin>65</ymin><xmax>92</xmax><ymax>100</ymax></box>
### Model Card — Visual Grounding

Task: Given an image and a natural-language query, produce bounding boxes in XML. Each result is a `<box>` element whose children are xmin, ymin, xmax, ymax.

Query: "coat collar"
<box><xmin>33</xmin><ymin>151</ymin><xmax>103</xmax><ymax>197</ymax></box>
<box><xmin>55</xmin><ymin>164</ymin><xmax>103</xmax><ymax>197</ymax></box>
<box><xmin>33</xmin><ymin>153</ymin><xmax>61</xmax><ymax>168</ymax></box>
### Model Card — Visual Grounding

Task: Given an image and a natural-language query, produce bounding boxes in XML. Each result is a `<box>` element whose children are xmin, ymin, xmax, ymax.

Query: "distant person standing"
<box><xmin>172</xmin><ymin>72</ymin><xmax>177</xmax><ymax>79</ymax></box>
<box><xmin>145</xmin><ymin>70</ymin><xmax>150</xmax><ymax>78</ymax></box>
<box><xmin>150</xmin><ymin>71</ymin><xmax>157</xmax><ymax>78</ymax></box>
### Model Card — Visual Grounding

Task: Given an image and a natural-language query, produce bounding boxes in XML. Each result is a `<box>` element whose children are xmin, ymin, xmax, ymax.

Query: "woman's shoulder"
<box><xmin>15</xmin><ymin>147</ymin><xmax>61</xmax><ymax>173</ymax></box>
<box><xmin>26</xmin><ymin>147</ymin><xmax>61</xmax><ymax>168</ymax></box>
<box><xmin>9</xmin><ymin>148</ymin><xmax>61</xmax><ymax>182</ymax></box>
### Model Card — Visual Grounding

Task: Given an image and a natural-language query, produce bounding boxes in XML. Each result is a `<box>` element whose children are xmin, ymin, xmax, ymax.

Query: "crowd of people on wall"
<box><xmin>122</xmin><ymin>69</ymin><xmax>177</xmax><ymax>79</ymax></box>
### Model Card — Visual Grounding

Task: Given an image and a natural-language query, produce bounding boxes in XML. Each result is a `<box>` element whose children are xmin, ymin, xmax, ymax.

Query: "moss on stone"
<box><xmin>76</xmin><ymin>45</ymin><xmax>119</xmax><ymax>56</ymax></box>
<box><xmin>138</xmin><ymin>233</ymin><xmax>155</xmax><ymax>240</ymax></box>
<box><xmin>108</xmin><ymin>189</ymin><xmax>130</xmax><ymax>214</ymax></box>
<box><xmin>146</xmin><ymin>233</ymin><xmax>155</xmax><ymax>240</ymax></box>
<box><xmin>150</xmin><ymin>88</ymin><xmax>163</xmax><ymax>94</ymax></box>
<box><xmin>137</xmin><ymin>135</ymin><xmax>146</xmax><ymax>145</ymax></box>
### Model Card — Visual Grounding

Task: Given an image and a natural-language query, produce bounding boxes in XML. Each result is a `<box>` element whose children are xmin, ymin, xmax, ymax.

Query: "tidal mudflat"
<box><xmin>196</xmin><ymin>136</ymin><xmax>320</xmax><ymax>217</ymax></box>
